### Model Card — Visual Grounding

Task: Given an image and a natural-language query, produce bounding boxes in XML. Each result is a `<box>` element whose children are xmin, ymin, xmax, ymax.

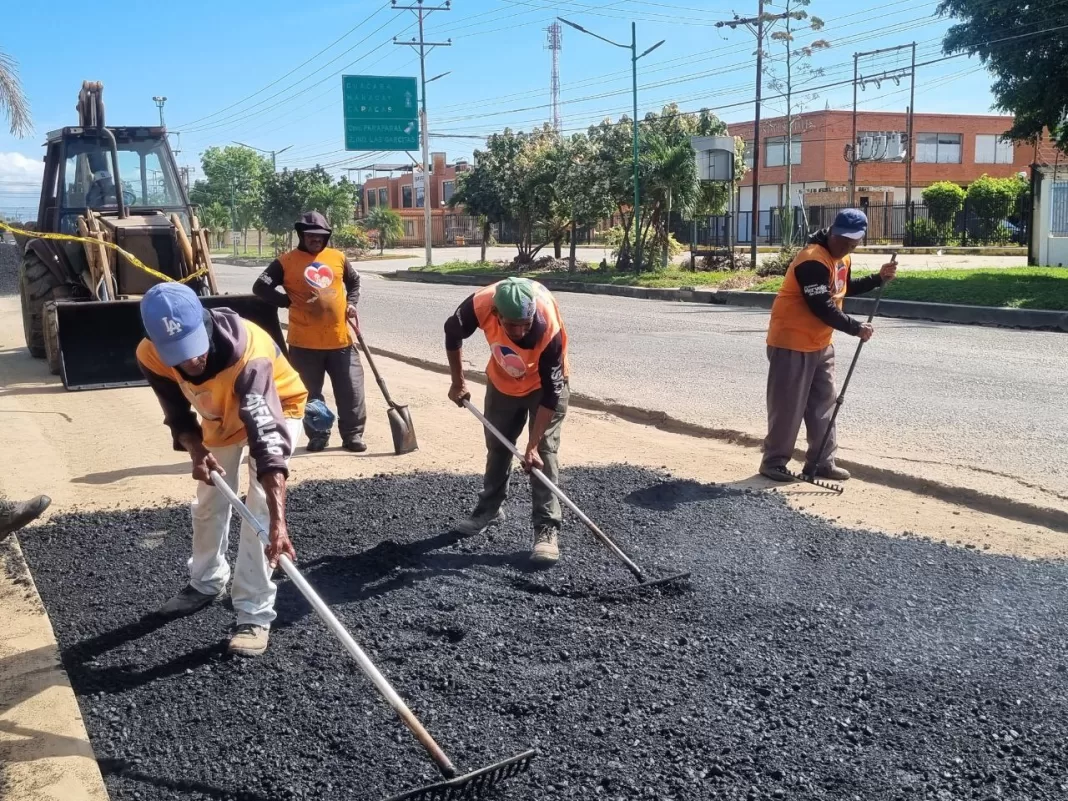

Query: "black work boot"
<box><xmin>342</xmin><ymin>437</ymin><xmax>368</xmax><ymax>453</ymax></box>
<box><xmin>0</xmin><ymin>495</ymin><xmax>52</xmax><ymax>540</ymax></box>
<box><xmin>803</xmin><ymin>463</ymin><xmax>851</xmax><ymax>481</ymax></box>
<box><xmin>157</xmin><ymin>584</ymin><xmax>226</xmax><ymax>619</ymax></box>
<box><xmin>306</xmin><ymin>433</ymin><xmax>330</xmax><ymax>452</ymax></box>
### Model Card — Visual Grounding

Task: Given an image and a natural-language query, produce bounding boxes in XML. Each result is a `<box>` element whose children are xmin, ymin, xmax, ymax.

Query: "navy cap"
<box><xmin>140</xmin><ymin>282</ymin><xmax>209</xmax><ymax>367</ymax></box>
<box><xmin>830</xmin><ymin>208</ymin><xmax>868</xmax><ymax>240</ymax></box>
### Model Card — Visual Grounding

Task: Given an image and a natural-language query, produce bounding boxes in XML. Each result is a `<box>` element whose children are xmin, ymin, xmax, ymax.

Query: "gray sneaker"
<box><xmin>803</xmin><ymin>464</ymin><xmax>851</xmax><ymax>481</ymax></box>
<box><xmin>0</xmin><ymin>495</ymin><xmax>51</xmax><ymax>540</ymax></box>
<box><xmin>452</xmin><ymin>509</ymin><xmax>506</xmax><ymax>537</ymax></box>
<box><xmin>758</xmin><ymin>464</ymin><xmax>797</xmax><ymax>483</ymax></box>
<box><xmin>157</xmin><ymin>584</ymin><xmax>226</xmax><ymax>619</ymax></box>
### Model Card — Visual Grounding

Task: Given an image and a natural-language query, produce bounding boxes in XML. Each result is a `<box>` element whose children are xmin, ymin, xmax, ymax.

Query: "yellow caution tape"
<box><xmin>0</xmin><ymin>219</ymin><xmax>209</xmax><ymax>286</ymax></box>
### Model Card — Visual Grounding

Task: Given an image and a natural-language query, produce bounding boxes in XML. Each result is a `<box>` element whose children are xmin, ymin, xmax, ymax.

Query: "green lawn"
<box><xmin>422</xmin><ymin>262</ymin><xmax>1068</xmax><ymax>311</ymax></box>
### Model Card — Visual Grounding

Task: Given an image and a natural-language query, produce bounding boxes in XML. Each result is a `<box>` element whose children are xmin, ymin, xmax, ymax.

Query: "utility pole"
<box><xmin>558</xmin><ymin>17</ymin><xmax>663</xmax><ymax>271</ymax></box>
<box><xmin>717</xmin><ymin>3</ymin><xmax>791</xmax><ymax>266</ymax></box>
<box><xmin>230</xmin><ymin>175</ymin><xmax>238</xmax><ymax>258</ymax></box>
<box><xmin>152</xmin><ymin>96</ymin><xmax>167</xmax><ymax>128</ymax></box>
<box><xmin>546</xmin><ymin>22</ymin><xmax>563</xmax><ymax>132</ymax></box>
<box><xmin>394</xmin><ymin>0</ymin><xmax>452</xmax><ymax>268</ymax></box>
<box><xmin>234</xmin><ymin>141</ymin><xmax>294</xmax><ymax>172</ymax></box>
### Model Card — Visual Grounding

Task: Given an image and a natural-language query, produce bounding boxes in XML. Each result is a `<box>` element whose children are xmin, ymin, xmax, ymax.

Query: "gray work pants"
<box><xmin>473</xmin><ymin>381</ymin><xmax>569</xmax><ymax>530</ymax></box>
<box><xmin>761</xmin><ymin>345</ymin><xmax>838</xmax><ymax>470</ymax></box>
<box><xmin>288</xmin><ymin>345</ymin><xmax>367</xmax><ymax>441</ymax></box>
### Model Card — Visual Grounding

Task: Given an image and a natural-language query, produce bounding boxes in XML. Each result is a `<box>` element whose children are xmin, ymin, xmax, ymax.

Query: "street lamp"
<box><xmin>558</xmin><ymin>17</ymin><xmax>663</xmax><ymax>270</ymax></box>
<box><xmin>233</xmin><ymin>141</ymin><xmax>294</xmax><ymax>172</ymax></box>
<box><xmin>152</xmin><ymin>96</ymin><xmax>167</xmax><ymax>128</ymax></box>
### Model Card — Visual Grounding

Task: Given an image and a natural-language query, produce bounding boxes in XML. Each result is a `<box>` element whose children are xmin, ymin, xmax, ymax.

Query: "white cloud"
<box><xmin>0</xmin><ymin>151</ymin><xmax>44</xmax><ymax>183</ymax></box>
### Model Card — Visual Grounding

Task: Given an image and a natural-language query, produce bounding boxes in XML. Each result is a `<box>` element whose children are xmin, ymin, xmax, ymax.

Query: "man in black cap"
<box><xmin>0</xmin><ymin>495</ymin><xmax>51</xmax><ymax>541</ymax></box>
<box><xmin>253</xmin><ymin>211</ymin><xmax>368</xmax><ymax>452</ymax></box>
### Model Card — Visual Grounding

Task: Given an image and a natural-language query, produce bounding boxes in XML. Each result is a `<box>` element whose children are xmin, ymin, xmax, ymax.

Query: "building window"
<box><xmin>402</xmin><ymin>185</ymin><xmax>413</xmax><ymax>208</ymax></box>
<box><xmin>378</xmin><ymin>188</ymin><xmax>389</xmax><ymax>208</ymax></box>
<box><xmin>857</xmin><ymin>131</ymin><xmax>905</xmax><ymax>162</ymax></box>
<box><xmin>916</xmin><ymin>133</ymin><xmax>962</xmax><ymax>164</ymax></box>
<box><xmin>743</xmin><ymin>140</ymin><xmax>754</xmax><ymax>170</ymax></box>
<box><xmin>765</xmin><ymin>136</ymin><xmax>801</xmax><ymax>168</ymax></box>
<box><xmin>443</xmin><ymin>180</ymin><xmax>455</xmax><ymax>204</ymax></box>
<box><xmin>404</xmin><ymin>220</ymin><xmax>416</xmax><ymax>237</ymax></box>
<box><xmin>366</xmin><ymin>189</ymin><xmax>377</xmax><ymax>209</ymax></box>
<box><xmin>975</xmin><ymin>134</ymin><xmax>1014</xmax><ymax>164</ymax></box>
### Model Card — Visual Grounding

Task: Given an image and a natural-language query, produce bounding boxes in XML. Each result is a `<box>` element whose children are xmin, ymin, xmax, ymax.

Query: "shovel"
<box><xmin>350</xmin><ymin>321</ymin><xmax>418</xmax><ymax>455</ymax></box>
<box><xmin>461</xmin><ymin>398</ymin><xmax>691</xmax><ymax>594</ymax></box>
<box><xmin>209</xmin><ymin>471</ymin><xmax>535</xmax><ymax>801</ymax></box>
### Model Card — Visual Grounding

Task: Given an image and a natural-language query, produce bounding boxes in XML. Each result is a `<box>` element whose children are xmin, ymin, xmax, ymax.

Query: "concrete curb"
<box><xmin>390</xmin><ymin>270</ymin><xmax>1068</xmax><ymax>332</ymax></box>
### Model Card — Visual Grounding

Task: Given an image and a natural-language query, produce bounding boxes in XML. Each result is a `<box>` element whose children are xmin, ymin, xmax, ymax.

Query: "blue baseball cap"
<box><xmin>830</xmin><ymin>208</ymin><xmax>868</xmax><ymax>240</ymax></box>
<box><xmin>140</xmin><ymin>282</ymin><xmax>209</xmax><ymax>367</ymax></box>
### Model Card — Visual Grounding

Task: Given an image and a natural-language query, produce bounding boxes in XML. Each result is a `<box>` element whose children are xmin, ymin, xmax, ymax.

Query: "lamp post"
<box><xmin>558</xmin><ymin>17</ymin><xmax>663</xmax><ymax>270</ymax></box>
<box><xmin>233</xmin><ymin>142</ymin><xmax>294</xmax><ymax>172</ymax></box>
<box><xmin>152</xmin><ymin>96</ymin><xmax>167</xmax><ymax>128</ymax></box>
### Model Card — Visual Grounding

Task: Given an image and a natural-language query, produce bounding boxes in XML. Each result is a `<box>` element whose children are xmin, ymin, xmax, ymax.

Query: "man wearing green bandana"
<box><xmin>444</xmin><ymin>277</ymin><xmax>570</xmax><ymax>565</ymax></box>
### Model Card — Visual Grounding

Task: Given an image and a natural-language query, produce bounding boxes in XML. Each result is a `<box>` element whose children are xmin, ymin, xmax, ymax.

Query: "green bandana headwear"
<box><xmin>493</xmin><ymin>277</ymin><xmax>537</xmax><ymax>320</ymax></box>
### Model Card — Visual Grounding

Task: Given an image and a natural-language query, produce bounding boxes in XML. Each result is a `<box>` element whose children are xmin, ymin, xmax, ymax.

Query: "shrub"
<box><xmin>757</xmin><ymin>246</ymin><xmax>800</xmax><ymax>277</ymax></box>
<box><xmin>922</xmin><ymin>181</ymin><xmax>966</xmax><ymax>229</ymax></box>
<box><xmin>906</xmin><ymin>218</ymin><xmax>947</xmax><ymax>247</ymax></box>
<box><xmin>332</xmin><ymin>224</ymin><xmax>372</xmax><ymax>251</ymax></box>
<box><xmin>966</xmin><ymin>174</ymin><xmax>1028</xmax><ymax>244</ymax></box>
<box><xmin>599</xmin><ymin>225</ymin><xmax>627</xmax><ymax>259</ymax></box>
<box><xmin>698</xmin><ymin>253</ymin><xmax>753</xmax><ymax>272</ymax></box>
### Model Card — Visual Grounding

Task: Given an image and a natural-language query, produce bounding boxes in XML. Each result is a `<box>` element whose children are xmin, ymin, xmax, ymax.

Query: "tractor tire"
<box><xmin>43</xmin><ymin>301</ymin><xmax>62</xmax><ymax>375</ymax></box>
<box><xmin>19</xmin><ymin>249</ymin><xmax>70</xmax><ymax>359</ymax></box>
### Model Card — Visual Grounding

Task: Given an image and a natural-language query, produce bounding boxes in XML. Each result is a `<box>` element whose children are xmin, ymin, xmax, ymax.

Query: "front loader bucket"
<box><xmin>53</xmin><ymin>294</ymin><xmax>287</xmax><ymax>391</ymax></box>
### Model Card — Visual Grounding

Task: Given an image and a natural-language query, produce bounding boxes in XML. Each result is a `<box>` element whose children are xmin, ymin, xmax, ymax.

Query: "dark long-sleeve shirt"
<box><xmin>253</xmin><ymin>249</ymin><xmax>361</xmax><ymax>309</ymax></box>
<box><xmin>445</xmin><ymin>294</ymin><xmax>565</xmax><ymax>410</ymax></box>
<box><xmin>793</xmin><ymin>231</ymin><xmax>882</xmax><ymax>336</ymax></box>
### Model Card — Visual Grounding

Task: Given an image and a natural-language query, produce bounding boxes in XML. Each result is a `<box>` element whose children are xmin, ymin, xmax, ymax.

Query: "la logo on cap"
<box><xmin>162</xmin><ymin>317</ymin><xmax>183</xmax><ymax>336</ymax></box>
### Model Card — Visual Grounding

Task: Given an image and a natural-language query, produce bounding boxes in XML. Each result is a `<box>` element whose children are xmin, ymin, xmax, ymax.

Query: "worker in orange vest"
<box><xmin>760</xmin><ymin>208</ymin><xmax>897</xmax><ymax>482</ymax></box>
<box><xmin>444</xmin><ymin>278</ymin><xmax>570</xmax><ymax>565</ymax></box>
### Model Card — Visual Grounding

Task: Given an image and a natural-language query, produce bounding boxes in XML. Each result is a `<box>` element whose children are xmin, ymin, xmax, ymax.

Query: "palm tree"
<box><xmin>0</xmin><ymin>51</ymin><xmax>31</xmax><ymax>137</ymax></box>
<box><xmin>642</xmin><ymin>136</ymin><xmax>698</xmax><ymax>268</ymax></box>
<box><xmin>364</xmin><ymin>207</ymin><xmax>405</xmax><ymax>255</ymax></box>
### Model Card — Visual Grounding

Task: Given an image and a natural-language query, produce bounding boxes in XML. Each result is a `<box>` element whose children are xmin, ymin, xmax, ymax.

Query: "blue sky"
<box><xmin>0</xmin><ymin>0</ymin><xmax>1006</xmax><ymax>214</ymax></box>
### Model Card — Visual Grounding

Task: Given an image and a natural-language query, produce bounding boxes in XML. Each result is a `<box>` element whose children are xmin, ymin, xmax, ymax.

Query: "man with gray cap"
<box><xmin>444</xmin><ymin>277</ymin><xmax>570</xmax><ymax>565</ymax></box>
<box><xmin>253</xmin><ymin>211</ymin><xmax>367</xmax><ymax>453</ymax></box>
<box><xmin>760</xmin><ymin>208</ymin><xmax>897</xmax><ymax>482</ymax></box>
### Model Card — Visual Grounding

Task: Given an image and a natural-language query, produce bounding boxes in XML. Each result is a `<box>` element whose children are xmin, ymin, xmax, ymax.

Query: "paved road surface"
<box><xmin>215</xmin><ymin>260</ymin><xmax>1066</xmax><ymax>511</ymax></box>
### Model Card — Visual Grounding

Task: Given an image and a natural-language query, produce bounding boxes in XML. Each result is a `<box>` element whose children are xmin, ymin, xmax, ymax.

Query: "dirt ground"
<box><xmin>0</xmin><ymin>291</ymin><xmax>1064</xmax><ymax>799</ymax></box>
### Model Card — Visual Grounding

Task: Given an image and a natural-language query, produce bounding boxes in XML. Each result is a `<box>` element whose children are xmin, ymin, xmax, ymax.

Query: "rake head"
<box><xmin>785</xmin><ymin>469</ymin><xmax>844</xmax><ymax>495</ymax></box>
<box><xmin>383</xmin><ymin>749</ymin><xmax>536</xmax><ymax>801</ymax></box>
<box><xmin>601</xmin><ymin>570</ymin><xmax>693</xmax><ymax>598</ymax></box>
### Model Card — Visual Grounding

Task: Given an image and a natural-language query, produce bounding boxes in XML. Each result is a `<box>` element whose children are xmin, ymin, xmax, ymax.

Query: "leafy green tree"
<box><xmin>260</xmin><ymin>167</ymin><xmax>333</xmax><ymax>246</ymax></box>
<box><xmin>552</xmin><ymin>133</ymin><xmax>615</xmax><ymax>271</ymax></box>
<box><xmin>966</xmin><ymin>173</ymin><xmax>1027</xmax><ymax>243</ymax></box>
<box><xmin>200</xmin><ymin>201</ymin><xmax>232</xmax><ymax>249</ymax></box>
<box><xmin>308</xmin><ymin>179</ymin><xmax>356</xmax><ymax>229</ymax></box>
<box><xmin>939</xmin><ymin>0</ymin><xmax>1068</xmax><ymax>150</ymax></box>
<box><xmin>450</xmin><ymin>155</ymin><xmax>508</xmax><ymax>263</ymax></box>
<box><xmin>921</xmin><ymin>181</ymin><xmax>966</xmax><ymax>242</ymax></box>
<box><xmin>0</xmin><ymin>51</ymin><xmax>30</xmax><ymax>137</ymax></box>
<box><xmin>364</xmin><ymin>207</ymin><xmax>405</xmax><ymax>254</ymax></box>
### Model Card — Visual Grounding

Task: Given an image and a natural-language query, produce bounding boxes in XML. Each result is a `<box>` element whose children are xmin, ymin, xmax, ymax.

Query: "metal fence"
<box><xmin>391</xmin><ymin>214</ymin><xmax>596</xmax><ymax>249</ymax></box>
<box><xmin>1051</xmin><ymin>182</ymin><xmax>1068</xmax><ymax>236</ymax></box>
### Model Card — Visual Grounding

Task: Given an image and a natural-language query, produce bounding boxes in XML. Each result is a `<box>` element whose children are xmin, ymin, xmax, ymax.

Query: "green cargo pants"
<box><xmin>472</xmin><ymin>380</ymin><xmax>569</xmax><ymax>529</ymax></box>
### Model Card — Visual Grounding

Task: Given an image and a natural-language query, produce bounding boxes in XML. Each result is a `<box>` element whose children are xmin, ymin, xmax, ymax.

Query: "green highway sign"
<box><xmin>342</xmin><ymin>75</ymin><xmax>419</xmax><ymax>151</ymax></box>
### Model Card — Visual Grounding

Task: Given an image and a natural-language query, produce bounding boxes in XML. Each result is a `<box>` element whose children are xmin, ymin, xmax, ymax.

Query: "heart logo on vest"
<box><xmin>491</xmin><ymin>344</ymin><xmax>527</xmax><ymax>379</ymax></box>
<box><xmin>304</xmin><ymin>262</ymin><xmax>334</xmax><ymax>289</ymax></box>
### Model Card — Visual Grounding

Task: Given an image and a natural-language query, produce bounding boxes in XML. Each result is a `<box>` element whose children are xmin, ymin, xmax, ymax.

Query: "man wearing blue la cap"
<box><xmin>761</xmin><ymin>208</ymin><xmax>898</xmax><ymax>483</ymax></box>
<box><xmin>136</xmin><ymin>282</ymin><xmax>308</xmax><ymax>657</ymax></box>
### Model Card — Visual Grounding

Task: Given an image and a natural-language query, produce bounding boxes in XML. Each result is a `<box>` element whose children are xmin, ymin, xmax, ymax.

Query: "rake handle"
<box><xmin>460</xmin><ymin>398</ymin><xmax>646</xmax><ymax>581</ymax></box>
<box><xmin>809</xmin><ymin>254</ymin><xmax>895</xmax><ymax>473</ymax></box>
<box><xmin>208</xmin><ymin>471</ymin><xmax>457</xmax><ymax>779</ymax></box>
<box><xmin>349</xmin><ymin>321</ymin><xmax>400</xmax><ymax>410</ymax></box>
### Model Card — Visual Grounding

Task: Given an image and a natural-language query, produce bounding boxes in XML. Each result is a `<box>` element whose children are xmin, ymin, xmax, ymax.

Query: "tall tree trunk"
<box><xmin>554</xmin><ymin>235</ymin><xmax>562</xmax><ymax>259</ymax></box>
<box><xmin>480</xmin><ymin>219</ymin><xmax>489</xmax><ymax>263</ymax></box>
<box><xmin>663</xmin><ymin>188</ymin><xmax>673</xmax><ymax>269</ymax></box>
<box><xmin>568</xmin><ymin>221</ymin><xmax>577</xmax><ymax>272</ymax></box>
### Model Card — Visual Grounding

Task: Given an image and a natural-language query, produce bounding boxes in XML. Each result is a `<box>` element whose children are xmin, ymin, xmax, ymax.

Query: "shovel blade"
<box><xmin>388</xmin><ymin>404</ymin><xmax>419</xmax><ymax>455</ymax></box>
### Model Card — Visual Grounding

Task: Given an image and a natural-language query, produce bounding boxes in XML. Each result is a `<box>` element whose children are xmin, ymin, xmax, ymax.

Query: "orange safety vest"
<box><xmin>278</xmin><ymin>247</ymin><xmax>351</xmax><ymax>350</ymax></box>
<box><xmin>137</xmin><ymin>319</ymin><xmax>307</xmax><ymax>449</ymax></box>
<box><xmin>766</xmin><ymin>243</ymin><xmax>851</xmax><ymax>352</ymax></box>
<box><xmin>473</xmin><ymin>280</ymin><xmax>570</xmax><ymax>397</ymax></box>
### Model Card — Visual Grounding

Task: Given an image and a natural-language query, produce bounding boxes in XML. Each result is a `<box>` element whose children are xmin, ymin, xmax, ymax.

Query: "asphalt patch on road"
<box><xmin>19</xmin><ymin>466</ymin><xmax>1068</xmax><ymax>801</ymax></box>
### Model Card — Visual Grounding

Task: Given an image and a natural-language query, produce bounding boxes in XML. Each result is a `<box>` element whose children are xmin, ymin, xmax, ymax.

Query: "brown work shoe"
<box><xmin>803</xmin><ymin>464</ymin><xmax>851</xmax><ymax>481</ymax></box>
<box><xmin>758</xmin><ymin>464</ymin><xmax>796</xmax><ymax>483</ymax></box>
<box><xmin>0</xmin><ymin>495</ymin><xmax>52</xmax><ymax>540</ymax></box>
<box><xmin>530</xmin><ymin>526</ymin><xmax>560</xmax><ymax>565</ymax></box>
<box><xmin>228</xmin><ymin>624</ymin><xmax>270</xmax><ymax>657</ymax></box>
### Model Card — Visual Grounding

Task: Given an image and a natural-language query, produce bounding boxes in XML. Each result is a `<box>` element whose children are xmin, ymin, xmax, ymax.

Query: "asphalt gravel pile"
<box><xmin>20</xmin><ymin>466</ymin><xmax>1068</xmax><ymax>801</ymax></box>
<box><xmin>0</xmin><ymin>241</ymin><xmax>19</xmax><ymax>296</ymax></box>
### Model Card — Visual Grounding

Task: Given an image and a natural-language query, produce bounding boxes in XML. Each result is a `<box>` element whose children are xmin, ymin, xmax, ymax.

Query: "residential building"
<box><xmin>726</xmin><ymin>110</ymin><xmax>1035</xmax><ymax>239</ymax></box>
<box><xmin>361</xmin><ymin>152</ymin><xmax>475</xmax><ymax>246</ymax></box>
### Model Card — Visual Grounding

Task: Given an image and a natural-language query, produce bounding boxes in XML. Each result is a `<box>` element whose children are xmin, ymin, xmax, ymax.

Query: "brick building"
<box><xmin>361</xmin><ymin>152</ymin><xmax>477</xmax><ymax>246</ymax></box>
<box><xmin>726</xmin><ymin>110</ymin><xmax>1033</xmax><ymax>216</ymax></box>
